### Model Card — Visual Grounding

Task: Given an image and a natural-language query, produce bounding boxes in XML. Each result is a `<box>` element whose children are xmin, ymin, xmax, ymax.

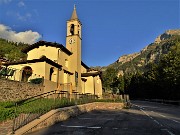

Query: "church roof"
<box><xmin>22</xmin><ymin>40</ymin><xmax>72</xmax><ymax>55</ymax></box>
<box><xmin>3</xmin><ymin>56</ymin><xmax>62</xmax><ymax>69</ymax></box>
<box><xmin>71</xmin><ymin>5</ymin><xmax>78</xmax><ymax>20</ymax></box>
<box><xmin>81</xmin><ymin>61</ymin><xmax>90</xmax><ymax>69</ymax></box>
<box><xmin>81</xmin><ymin>71</ymin><xmax>102</xmax><ymax>77</ymax></box>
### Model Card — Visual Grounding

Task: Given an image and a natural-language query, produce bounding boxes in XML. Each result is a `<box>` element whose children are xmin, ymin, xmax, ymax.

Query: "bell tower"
<box><xmin>66</xmin><ymin>5</ymin><xmax>82</xmax><ymax>93</ymax></box>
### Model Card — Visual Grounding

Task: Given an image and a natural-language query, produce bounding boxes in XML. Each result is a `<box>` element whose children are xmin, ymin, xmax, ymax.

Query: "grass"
<box><xmin>0</xmin><ymin>101</ymin><xmax>15</xmax><ymax>121</ymax></box>
<box><xmin>0</xmin><ymin>98</ymin><xmax>124</xmax><ymax>122</ymax></box>
<box><xmin>0</xmin><ymin>98</ymin><xmax>76</xmax><ymax>122</ymax></box>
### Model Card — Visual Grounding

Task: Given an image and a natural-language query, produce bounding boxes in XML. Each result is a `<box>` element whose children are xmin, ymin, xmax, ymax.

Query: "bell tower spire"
<box><xmin>71</xmin><ymin>4</ymin><xmax>78</xmax><ymax>20</ymax></box>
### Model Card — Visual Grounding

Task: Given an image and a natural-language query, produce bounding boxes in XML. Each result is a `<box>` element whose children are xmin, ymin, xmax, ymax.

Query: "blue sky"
<box><xmin>0</xmin><ymin>0</ymin><xmax>179</xmax><ymax>67</ymax></box>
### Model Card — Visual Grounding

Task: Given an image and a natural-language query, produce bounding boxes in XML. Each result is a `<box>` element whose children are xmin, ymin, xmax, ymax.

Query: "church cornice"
<box><xmin>22</xmin><ymin>40</ymin><xmax>73</xmax><ymax>56</ymax></box>
<box><xmin>66</xmin><ymin>34</ymin><xmax>82</xmax><ymax>40</ymax></box>
<box><xmin>81</xmin><ymin>61</ymin><xmax>89</xmax><ymax>69</ymax></box>
<box><xmin>3</xmin><ymin>56</ymin><xmax>62</xmax><ymax>69</ymax></box>
<box><xmin>81</xmin><ymin>71</ymin><xmax>102</xmax><ymax>77</ymax></box>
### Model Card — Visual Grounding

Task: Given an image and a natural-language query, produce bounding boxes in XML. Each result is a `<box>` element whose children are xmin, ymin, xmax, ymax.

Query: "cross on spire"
<box><xmin>71</xmin><ymin>4</ymin><xmax>78</xmax><ymax>20</ymax></box>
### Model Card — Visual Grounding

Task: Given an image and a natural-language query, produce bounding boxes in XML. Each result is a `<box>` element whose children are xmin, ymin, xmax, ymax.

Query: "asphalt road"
<box><xmin>29</xmin><ymin>101</ymin><xmax>180</xmax><ymax>135</ymax></box>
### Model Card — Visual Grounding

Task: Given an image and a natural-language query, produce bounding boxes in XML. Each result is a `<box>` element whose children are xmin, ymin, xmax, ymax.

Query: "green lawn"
<box><xmin>0</xmin><ymin>98</ymin><xmax>123</xmax><ymax>122</ymax></box>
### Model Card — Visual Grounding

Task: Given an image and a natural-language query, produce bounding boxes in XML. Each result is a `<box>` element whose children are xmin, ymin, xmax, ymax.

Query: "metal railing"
<box><xmin>12</xmin><ymin>90</ymin><xmax>98</xmax><ymax>133</ymax></box>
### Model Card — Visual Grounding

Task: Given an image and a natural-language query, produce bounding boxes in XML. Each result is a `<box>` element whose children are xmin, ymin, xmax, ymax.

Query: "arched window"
<box><xmin>70</xmin><ymin>24</ymin><xmax>74</xmax><ymax>35</ymax></box>
<box><xmin>49</xmin><ymin>67</ymin><xmax>54</xmax><ymax>81</ymax></box>
<box><xmin>21</xmin><ymin>66</ymin><xmax>32</xmax><ymax>82</ymax></box>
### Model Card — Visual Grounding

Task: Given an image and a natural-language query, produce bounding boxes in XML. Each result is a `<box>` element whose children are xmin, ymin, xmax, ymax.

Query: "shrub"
<box><xmin>0</xmin><ymin>108</ymin><xmax>15</xmax><ymax>121</ymax></box>
<box><xmin>29</xmin><ymin>78</ymin><xmax>43</xmax><ymax>84</ymax></box>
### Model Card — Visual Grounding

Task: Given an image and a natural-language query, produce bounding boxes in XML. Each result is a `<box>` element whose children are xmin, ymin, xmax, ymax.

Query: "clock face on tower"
<box><xmin>69</xmin><ymin>38</ymin><xmax>75</xmax><ymax>44</ymax></box>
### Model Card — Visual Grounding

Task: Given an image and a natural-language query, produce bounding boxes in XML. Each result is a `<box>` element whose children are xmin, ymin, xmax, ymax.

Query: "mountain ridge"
<box><xmin>96</xmin><ymin>29</ymin><xmax>180</xmax><ymax>75</ymax></box>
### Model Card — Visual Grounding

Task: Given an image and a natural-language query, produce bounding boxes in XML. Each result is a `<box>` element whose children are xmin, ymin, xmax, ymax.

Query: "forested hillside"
<box><xmin>102</xmin><ymin>30</ymin><xmax>180</xmax><ymax>100</ymax></box>
<box><xmin>0</xmin><ymin>38</ymin><xmax>28</xmax><ymax>62</ymax></box>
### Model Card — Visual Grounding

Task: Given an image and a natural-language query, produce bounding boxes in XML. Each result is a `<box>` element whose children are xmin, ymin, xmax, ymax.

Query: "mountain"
<box><xmin>103</xmin><ymin>29</ymin><xmax>180</xmax><ymax>76</ymax></box>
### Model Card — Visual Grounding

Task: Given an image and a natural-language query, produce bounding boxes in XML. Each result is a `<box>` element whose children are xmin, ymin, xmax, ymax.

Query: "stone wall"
<box><xmin>0</xmin><ymin>78</ymin><xmax>44</xmax><ymax>101</ymax></box>
<box><xmin>15</xmin><ymin>102</ymin><xmax>124</xmax><ymax>135</ymax></box>
<box><xmin>0</xmin><ymin>120</ymin><xmax>13</xmax><ymax>135</ymax></box>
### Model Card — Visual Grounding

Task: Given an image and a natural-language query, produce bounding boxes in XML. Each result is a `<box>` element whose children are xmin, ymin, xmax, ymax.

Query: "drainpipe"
<box><xmin>84</xmin><ymin>81</ymin><xmax>85</xmax><ymax>94</ymax></box>
<box><xmin>93</xmin><ymin>75</ymin><xmax>96</xmax><ymax>99</ymax></box>
<box><xmin>57</xmin><ymin>49</ymin><xmax>62</xmax><ymax>88</ymax></box>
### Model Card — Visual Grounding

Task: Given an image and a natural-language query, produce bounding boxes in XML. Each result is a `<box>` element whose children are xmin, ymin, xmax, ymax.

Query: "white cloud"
<box><xmin>6</xmin><ymin>11</ymin><xmax>32</xmax><ymax>22</ymax></box>
<box><xmin>18</xmin><ymin>1</ymin><xmax>25</xmax><ymax>7</ymax></box>
<box><xmin>0</xmin><ymin>0</ymin><xmax>12</xmax><ymax>4</ymax></box>
<box><xmin>16</xmin><ymin>12</ymin><xmax>32</xmax><ymax>21</ymax></box>
<box><xmin>0</xmin><ymin>24</ymin><xmax>41</xmax><ymax>44</ymax></box>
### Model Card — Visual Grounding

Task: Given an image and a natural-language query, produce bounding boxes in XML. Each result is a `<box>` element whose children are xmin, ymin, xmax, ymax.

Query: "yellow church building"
<box><xmin>2</xmin><ymin>6</ymin><xmax>103</xmax><ymax>98</ymax></box>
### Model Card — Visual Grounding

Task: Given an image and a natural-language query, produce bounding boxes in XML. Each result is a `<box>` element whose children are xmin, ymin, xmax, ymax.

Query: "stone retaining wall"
<box><xmin>0</xmin><ymin>78</ymin><xmax>44</xmax><ymax>101</ymax></box>
<box><xmin>15</xmin><ymin>102</ymin><xmax>124</xmax><ymax>135</ymax></box>
<box><xmin>0</xmin><ymin>120</ymin><xmax>13</xmax><ymax>135</ymax></box>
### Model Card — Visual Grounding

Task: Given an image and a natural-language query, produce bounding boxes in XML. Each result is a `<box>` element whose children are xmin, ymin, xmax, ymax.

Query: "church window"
<box><xmin>75</xmin><ymin>71</ymin><xmax>78</xmax><ymax>86</ymax></box>
<box><xmin>49</xmin><ymin>67</ymin><xmax>54</xmax><ymax>81</ymax></box>
<box><xmin>65</xmin><ymin>59</ymin><xmax>68</xmax><ymax>67</ymax></box>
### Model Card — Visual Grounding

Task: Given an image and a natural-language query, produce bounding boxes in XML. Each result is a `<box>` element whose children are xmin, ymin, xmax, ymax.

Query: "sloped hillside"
<box><xmin>0</xmin><ymin>38</ymin><xmax>28</xmax><ymax>62</ymax></box>
<box><xmin>105</xmin><ymin>29</ymin><xmax>180</xmax><ymax>75</ymax></box>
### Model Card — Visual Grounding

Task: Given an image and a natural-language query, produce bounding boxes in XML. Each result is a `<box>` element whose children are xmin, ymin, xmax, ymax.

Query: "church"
<box><xmin>2</xmin><ymin>6</ymin><xmax>103</xmax><ymax>98</ymax></box>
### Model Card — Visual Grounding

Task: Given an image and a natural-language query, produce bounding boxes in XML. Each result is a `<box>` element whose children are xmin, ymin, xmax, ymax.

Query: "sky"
<box><xmin>0</xmin><ymin>0</ymin><xmax>179</xmax><ymax>67</ymax></box>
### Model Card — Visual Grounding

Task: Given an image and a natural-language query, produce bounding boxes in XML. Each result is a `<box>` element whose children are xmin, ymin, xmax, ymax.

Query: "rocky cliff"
<box><xmin>102</xmin><ymin>29</ymin><xmax>180</xmax><ymax>75</ymax></box>
<box><xmin>155</xmin><ymin>29</ymin><xmax>180</xmax><ymax>44</ymax></box>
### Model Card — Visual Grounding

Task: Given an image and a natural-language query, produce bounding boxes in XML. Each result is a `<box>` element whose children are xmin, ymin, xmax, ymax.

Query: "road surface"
<box><xmin>29</xmin><ymin>101</ymin><xmax>180</xmax><ymax>135</ymax></box>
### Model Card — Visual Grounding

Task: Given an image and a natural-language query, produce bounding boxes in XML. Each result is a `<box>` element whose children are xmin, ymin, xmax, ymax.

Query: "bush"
<box><xmin>29</xmin><ymin>78</ymin><xmax>43</xmax><ymax>84</ymax></box>
<box><xmin>0</xmin><ymin>101</ymin><xmax>15</xmax><ymax>108</ymax></box>
<box><xmin>0</xmin><ymin>108</ymin><xmax>15</xmax><ymax>121</ymax></box>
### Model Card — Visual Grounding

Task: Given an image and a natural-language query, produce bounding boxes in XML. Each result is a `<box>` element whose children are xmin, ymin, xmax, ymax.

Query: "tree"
<box><xmin>102</xmin><ymin>67</ymin><xmax>118</xmax><ymax>93</ymax></box>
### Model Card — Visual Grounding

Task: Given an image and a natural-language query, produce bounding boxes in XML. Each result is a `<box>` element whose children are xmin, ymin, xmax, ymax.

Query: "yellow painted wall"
<box><xmin>94</xmin><ymin>76</ymin><xmax>103</xmax><ymax>98</ymax></box>
<box><xmin>83</xmin><ymin>76</ymin><xmax>94</xmax><ymax>94</ymax></box>
<box><xmin>81</xmin><ymin>75</ymin><xmax>102</xmax><ymax>98</ymax></box>
<box><xmin>27</xmin><ymin>46</ymin><xmax>58</xmax><ymax>61</ymax></box>
<box><xmin>8</xmin><ymin>62</ymin><xmax>45</xmax><ymax>81</ymax></box>
<box><xmin>81</xmin><ymin>65</ymin><xmax>87</xmax><ymax>73</ymax></box>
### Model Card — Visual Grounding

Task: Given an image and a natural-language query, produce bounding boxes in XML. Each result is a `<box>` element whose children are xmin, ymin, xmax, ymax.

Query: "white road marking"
<box><xmin>151</xmin><ymin>110</ymin><xmax>180</xmax><ymax>124</ymax></box>
<box><xmin>78</xmin><ymin>118</ymin><xmax>114</xmax><ymax>120</ymax></box>
<box><xmin>172</xmin><ymin>120</ymin><xmax>180</xmax><ymax>124</ymax></box>
<box><xmin>78</xmin><ymin>118</ymin><xmax>92</xmax><ymax>120</ymax></box>
<box><xmin>140</xmin><ymin>109</ymin><xmax>150</xmax><ymax>117</ymax></box>
<box><xmin>157</xmin><ymin>113</ymin><xmax>166</xmax><ymax>118</ymax></box>
<box><xmin>123</xmin><ymin>128</ymin><xmax>128</xmax><ymax>130</ymax></box>
<box><xmin>161</xmin><ymin>129</ymin><xmax>175</xmax><ymax>135</ymax></box>
<box><xmin>151</xmin><ymin>111</ymin><xmax>166</xmax><ymax>118</ymax></box>
<box><xmin>113</xmin><ymin>128</ymin><xmax>118</xmax><ymax>130</ymax></box>
<box><xmin>87</xmin><ymin>126</ymin><xmax>101</xmax><ymax>129</ymax></box>
<box><xmin>90</xmin><ymin>113</ymin><xmax>122</xmax><ymax>115</ymax></box>
<box><xmin>61</xmin><ymin>125</ymin><xmax>85</xmax><ymax>128</ymax></box>
<box><xmin>61</xmin><ymin>125</ymin><xmax>102</xmax><ymax>129</ymax></box>
<box><xmin>139</xmin><ymin>107</ymin><xmax>163</xmax><ymax>126</ymax></box>
<box><xmin>154</xmin><ymin>120</ymin><xmax>160</xmax><ymax>125</ymax></box>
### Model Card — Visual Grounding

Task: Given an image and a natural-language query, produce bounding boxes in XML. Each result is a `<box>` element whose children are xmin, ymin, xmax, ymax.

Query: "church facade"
<box><xmin>3</xmin><ymin>7</ymin><xmax>103</xmax><ymax>98</ymax></box>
